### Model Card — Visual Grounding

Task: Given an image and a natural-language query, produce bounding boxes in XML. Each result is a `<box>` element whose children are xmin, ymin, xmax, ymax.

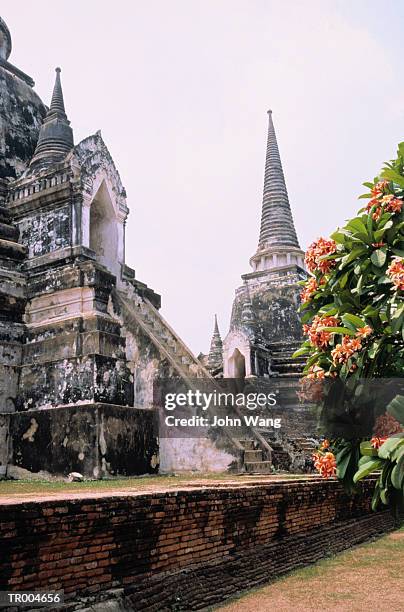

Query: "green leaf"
<box><xmin>317</xmin><ymin>326</ymin><xmax>356</xmax><ymax>335</ymax></box>
<box><xmin>370</xmin><ymin>248</ymin><xmax>387</xmax><ymax>267</ymax></box>
<box><xmin>386</xmin><ymin>395</ymin><xmax>404</xmax><ymax>426</ymax></box>
<box><xmin>346</xmin><ymin>217</ymin><xmax>369</xmax><ymax>235</ymax></box>
<box><xmin>342</xmin><ymin>313</ymin><xmax>366</xmax><ymax>329</ymax></box>
<box><xmin>292</xmin><ymin>347</ymin><xmax>310</xmax><ymax>358</ymax></box>
<box><xmin>368</xmin><ymin>340</ymin><xmax>381</xmax><ymax>359</ymax></box>
<box><xmin>339</xmin><ymin>271</ymin><xmax>350</xmax><ymax>289</ymax></box>
<box><xmin>392</xmin><ymin>445</ymin><xmax>404</xmax><ymax>462</ymax></box>
<box><xmin>373</xmin><ymin>221</ymin><xmax>393</xmax><ymax>241</ymax></box>
<box><xmin>319</xmin><ymin>304</ymin><xmax>339</xmax><ymax>316</ymax></box>
<box><xmin>336</xmin><ymin>450</ymin><xmax>352</xmax><ymax>479</ymax></box>
<box><xmin>380</xmin><ymin>487</ymin><xmax>389</xmax><ymax>505</ymax></box>
<box><xmin>378</xmin><ymin>435</ymin><xmax>404</xmax><ymax>460</ymax></box>
<box><xmin>391</xmin><ymin>454</ymin><xmax>404</xmax><ymax>490</ymax></box>
<box><xmin>329</xmin><ymin>231</ymin><xmax>346</xmax><ymax>244</ymax></box>
<box><xmin>362</xmin><ymin>305</ymin><xmax>379</xmax><ymax>317</ymax></box>
<box><xmin>356</xmin><ymin>274</ymin><xmax>364</xmax><ymax>295</ymax></box>
<box><xmin>371</xmin><ymin>482</ymin><xmax>382</xmax><ymax>511</ymax></box>
<box><xmin>340</xmin><ymin>247</ymin><xmax>368</xmax><ymax>268</ymax></box>
<box><xmin>386</xmin><ymin>395</ymin><xmax>404</xmax><ymax>425</ymax></box>
<box><xmin>381</xmin><ymin>168</ymin><xmax>404</xmax><ymax>188</ymax></box>
<box><xmin>360</xmin><ymin>441</ymin><xmax>378</xmax><ymax>457</ymax></box>
<box><xmin>353</xmin><ymin>458</ymin><xmax>385</xmax><ymax>483</ymax></box>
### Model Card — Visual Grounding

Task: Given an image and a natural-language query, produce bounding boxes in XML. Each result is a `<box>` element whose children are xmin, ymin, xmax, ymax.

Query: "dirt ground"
<box><xmin>216</xmin><ymin>528</ymin><xmax>404</xmax><ymax>612</ymax></box>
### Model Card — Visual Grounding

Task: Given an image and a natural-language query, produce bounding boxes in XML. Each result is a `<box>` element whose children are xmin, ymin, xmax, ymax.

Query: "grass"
<box><xmin>215</xmin><ymin>527</ymin><xmax>404</xmax><ymax>612</ymax></box>
<box><xmin>0</xmin><ymin>472</ymin><xmax>310</xmax><ymax>497</ymax></box>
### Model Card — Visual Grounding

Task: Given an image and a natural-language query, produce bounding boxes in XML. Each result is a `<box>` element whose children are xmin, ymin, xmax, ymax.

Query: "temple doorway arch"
<box><xmin>89</xmin><ymin>180</ymin><xmax>119</xmax><ymax>275</ymax></box>
<box><xmin>228</xmin><ymin>348</ymin><xmax>246</xmax><ymax>379</ymax></box>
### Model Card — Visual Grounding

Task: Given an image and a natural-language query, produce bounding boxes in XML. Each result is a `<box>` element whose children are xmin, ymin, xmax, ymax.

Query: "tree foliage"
<box><xmin>295</xmin><ymin>143</ymin><xmax>404</xmax><ymax>513</ymax></box>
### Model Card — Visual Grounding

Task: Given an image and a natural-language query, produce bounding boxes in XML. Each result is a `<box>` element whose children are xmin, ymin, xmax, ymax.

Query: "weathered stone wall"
<box><xmin>6</xmin><ymin>403</ymin><xmax>158</xmax><ymax>479</ymax></box>
<box><xmin>0</xmin><ymin>322</ymin><xmax>24</xmax><ymax>414</ymax></box>
<box><xmin>231</xmin><ymin>281</ymin><xmax>303</xmax><ymax>343</ymax></box>
<box><xmin>18</xmin><ymin>205</ymin><xmax>71</xmax><ymax>258</ymax></box>
<box><xmin>0</xmin><ymin>413</ymin><xmax>9</xmax><ymax>477</ymax></box>
<box><xmin>0</xmin><ymin>479</ymin><xmax>396</xmax><ymax>611</ymax></box>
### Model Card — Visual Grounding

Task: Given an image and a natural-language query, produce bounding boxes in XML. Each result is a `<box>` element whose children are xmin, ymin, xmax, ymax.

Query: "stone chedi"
<box><xmin>0</xmin><ymin>17</ymin><xmax>245</xmax><ymax>479</ymax></box>
<box><xmin>222</xmin><ymin>110</ymin><xmax>307</xmax><ymax>379</ymax></box>
<box><xmin>207</xmin><ymin>315</ymin><xmax>223</xmax><ymax>374</ymax></box>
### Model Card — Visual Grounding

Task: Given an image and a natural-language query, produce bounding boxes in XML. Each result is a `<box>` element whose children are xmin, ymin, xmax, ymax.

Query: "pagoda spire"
<box><xmin>30</xmin><ymin>67</ymin><xmax>73</xmax><ymax>167</ymax></box>
<box><xmin>258</xmin><ymin>110</ymin><xmax>299</xmax><ymax>249</ymax></box>
<box><xmin>207</xmin><ymin>315</ymin><xmax>223</xmax><ymax>370</ymax></box>
<box><xmin>48</xmin><ymin>67</ymin><xmax>67</xmax><ymax>118</ymax></box>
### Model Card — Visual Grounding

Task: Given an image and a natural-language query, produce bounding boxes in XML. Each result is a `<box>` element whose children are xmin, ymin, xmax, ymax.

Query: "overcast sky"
<box><xmin>2</xmin><ymin>1</ymin><xmax>404</xmax><ymax>354</ymax></box>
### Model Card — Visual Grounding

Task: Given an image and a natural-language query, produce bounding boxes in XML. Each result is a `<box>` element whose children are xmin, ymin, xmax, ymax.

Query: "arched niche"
<box><xmin>81</xmin><ymin>177</ymin><xmax>125</xmax><ymax>279</ymax></box>
<box><xmin>228</xmin><ymin>348</ymin><xmax>246</xmax><ymax>379</ymax></box>
<box><xmin>89</xmin><ymin>180</ymin><xmax>118</xmax><ymax>274</ymax></box>
<box><xmin>223</xmin><ymin>330</ymin><xmax>251</xmax><ymax>378</ymax></box>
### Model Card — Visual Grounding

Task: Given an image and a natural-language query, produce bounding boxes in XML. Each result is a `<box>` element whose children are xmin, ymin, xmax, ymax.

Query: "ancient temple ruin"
<box><xmin>206</xmin><ymin>110</ymin><xmax>307</xmax><ymax>380</ymax></box>
<box><xmin>202</xmin><ymin>111</ymin><xmax>317</xmax><ymax>472</ymax></box>
<box><xmin>0</xmin><ymin>16</ymin><xmax>229</xmax><ymax>478</ymax></box>
<box><xmin>0</xmin><ymin>16</ymin><xmax>316</xmax><ymax>479</ymax></box>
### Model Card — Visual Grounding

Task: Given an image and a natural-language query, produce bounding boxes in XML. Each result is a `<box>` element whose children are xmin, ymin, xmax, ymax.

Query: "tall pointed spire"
<box><xmin>48</xmin><ymin>67</ymin><xmax>67</xmax><ymax>117</ymax></box>
<box><xmin>30</xmin><ymin>67</ymin><xmax>73</xmax><ymax>167</ymax></box>
<box><xmin>208</xmin><ymin>315</ymin><xmax>223</xmax><ymax>370</ymax></box>
<box><xmin>258</xmin><ymin>110</ymin><xmax>299</xmax><ymax>249</ymax></box>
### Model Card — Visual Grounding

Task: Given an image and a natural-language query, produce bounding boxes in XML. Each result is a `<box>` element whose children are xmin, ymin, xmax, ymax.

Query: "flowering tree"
<box><xmin>295</xmin><ymin>143</ymin><xmax>404</xmax><ymax>513</ymax></box>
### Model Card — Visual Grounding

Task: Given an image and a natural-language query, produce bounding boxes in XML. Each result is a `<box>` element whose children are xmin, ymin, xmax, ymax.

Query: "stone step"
<box><xmin>272</xmin><ymin>363</ymin><xmax>304</xmax><ymax>373</ymax></box>
<box><xmin>272</xmin><ymin>356</ymin><xmax>306</xmax><ymax>365</ymax></box>
<box><xmin>275</xmin><ymin>372</ymin><xmax>302</xmax><ymax>379</ymax></box>
<box><xmin>244</xmin><ymin>461</ymin><xmax>273</xmax><ymax>474</ymax></box>
<box><xmin>243</xmin><ymin>450</ymin><xmax>263</xmax><ymax>462</ymax></box>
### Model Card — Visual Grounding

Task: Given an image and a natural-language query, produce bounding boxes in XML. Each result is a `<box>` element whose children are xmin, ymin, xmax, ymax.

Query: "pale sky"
<box><xmin>2</xmin><ymin>1</ymin><xmax>404</xmax><ymax>354</ymax></box>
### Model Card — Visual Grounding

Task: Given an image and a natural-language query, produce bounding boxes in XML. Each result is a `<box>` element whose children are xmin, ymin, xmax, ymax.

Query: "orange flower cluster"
<box><xmin>355</xmin><ymin>325</ymin><xmax>372</xmax><ymax>339</ymax></box>
<box><xmin>303</xmin><ymin>315</ymin><xmax>339</xmax><ymax>350</ymax></box>
<box><xmin>331</xmin><ymin>335</ymin><xmax>362</xmax><ymax>366</ymax></box>
<box><xmin>370</xmin><ymin>436</ymin><xmax>388</xmax><ymax>450</ymax></box>
<box><xmin>320</xmin><ymin>439</ymin><xmax>330</xmax><ymax>450</ymax></box>
<box><xmin>305</xmin><ymin>237</ymin><xmax>337</xmax><ymax>275</ymax></box>
<box><xmin>300</xmin><ymin>277</ymin><xmax>319</xmax><ymax>303</ymax></box>
<box><xmin>306</xmin><ymin>365</ymin><xmax>326</xmax><ymax>379</ymax></box>
<box><xmin>371</xmin><ymin>180</ymin><xmax>389</xmax><ymax>196</ymax></box>
<box><xmin>387</xmin><ymin>257</ymin><xmax>404</xmax><ymax>291</ymax></box>
<box><xmin>373</xmin><ymin>412</ymin><xmax>403</xmax><ymax>437</ymax></box>
<box><xmin>312</xmin><ymin>451</ymin><xmax>337</xmax><ymax>478</ymax></box>
<box><xmin>366</xmin><ymin>182</ymin><xmax>403</xmax><ymax>220</ymax></box>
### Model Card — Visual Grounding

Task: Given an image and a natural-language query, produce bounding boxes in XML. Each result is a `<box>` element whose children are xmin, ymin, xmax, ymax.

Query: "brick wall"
<box><xmin>0</xmin><ymin>479</ymin><xmax>397</xmax><ymax>611</ymax></box>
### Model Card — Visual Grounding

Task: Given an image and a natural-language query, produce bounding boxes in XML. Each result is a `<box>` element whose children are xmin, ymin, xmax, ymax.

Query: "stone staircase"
<box><xmin>256</xmin><ymin>431</ymin><xmax>292</xmax><ymax>471</ymax></box>
<box><xmin>239</xmin><ymin>439</ymin><xmax>273</xmax><ymax>474</ymax></box>
<box><xmin>113</xmin><ymin>289</ymin><xmax>277</xmax><ymax>473</ymax></box>
<box><xmin>116</xmin><ymin>291</ymin><xmax>208</xmax><ymax>381</ymax></box>
<box><xmin>269</xmin><ymin>340</ymin><xmax>305</xmax><ymax>378</ymax></box>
